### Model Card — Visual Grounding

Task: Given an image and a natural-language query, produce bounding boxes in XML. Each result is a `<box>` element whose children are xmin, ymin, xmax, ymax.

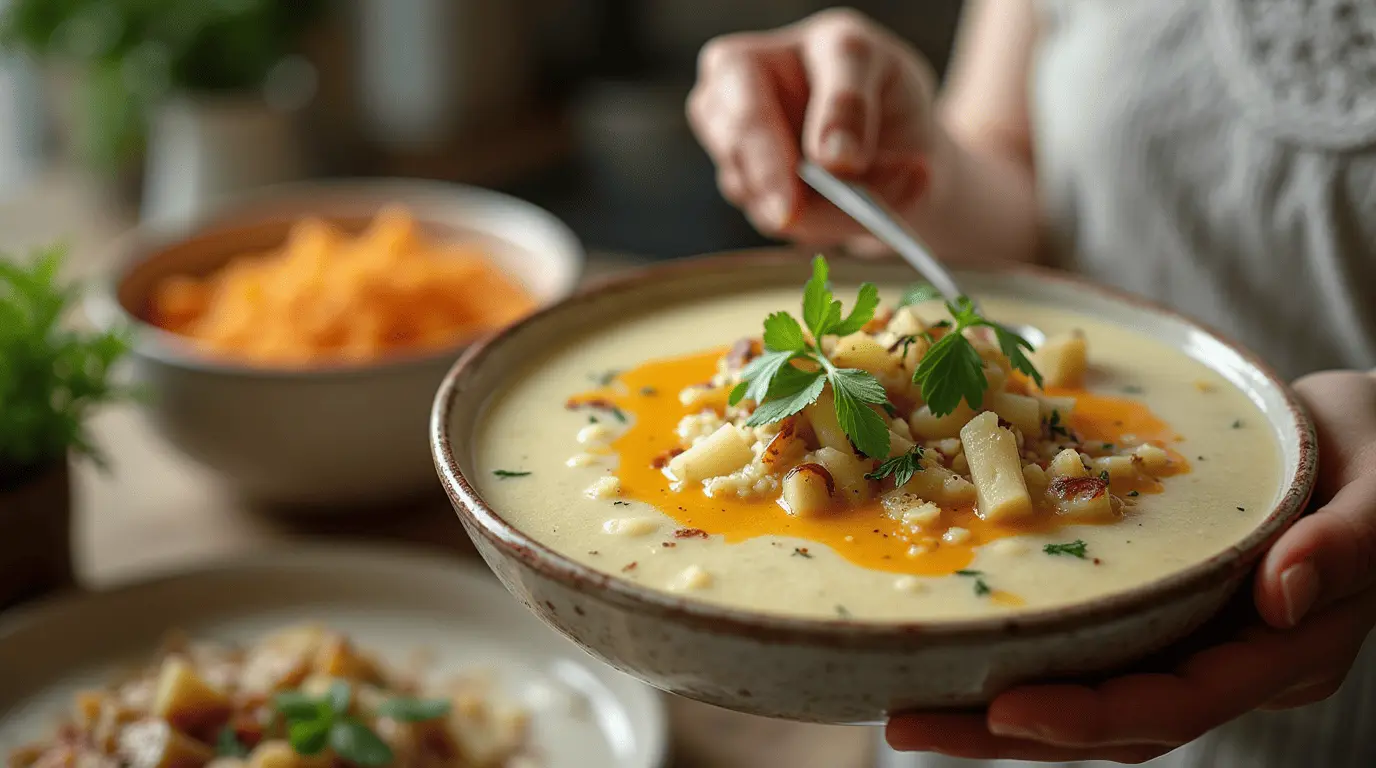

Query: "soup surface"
<box><xmin>474</xmin><ymin>284</ymin><xmax>1281</xmax><ymax>621</ymax></box>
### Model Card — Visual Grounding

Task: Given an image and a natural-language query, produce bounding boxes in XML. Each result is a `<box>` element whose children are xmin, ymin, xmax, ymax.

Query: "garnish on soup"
<box><xmin>560</xmin><ymin>256</ymin><xmax>1191</xmax><ymax>587</ymax></box>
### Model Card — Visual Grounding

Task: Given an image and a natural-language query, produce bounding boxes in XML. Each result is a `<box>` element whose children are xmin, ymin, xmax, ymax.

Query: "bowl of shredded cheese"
<box><xmin>88</xmin><ymin>179</ymin><xmax>583</xmax><ymax>508</ymax></box>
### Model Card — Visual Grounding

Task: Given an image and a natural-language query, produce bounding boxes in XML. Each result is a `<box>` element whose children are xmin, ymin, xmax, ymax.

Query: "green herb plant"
<box><xmin>0</xmin><ymin>0</ymin><xmax>324</xmax><ymax>172</ymax></box>
<box><xmin>0</xmin><ymin>245</ymin><xmax>135</xmax><ymax>484</ymax></box>
<box><xmin>273</xmin><ymin>681</ymin><xmax>451</xmax><ymax>767</ymax></box>
<box><xmin>865</xmin><ymin>445</ymin><xmax>924</xmax><ymax>487</ymax></box>
<box><xmin>1043</xmin><ymin>540</ymin><xmax>1089</xmax><ymax>559</ymax></box>
<box><xmin>730</xmin><ymin>255</ymin><xmax>1044</xmax><ymax>460</ymax></box>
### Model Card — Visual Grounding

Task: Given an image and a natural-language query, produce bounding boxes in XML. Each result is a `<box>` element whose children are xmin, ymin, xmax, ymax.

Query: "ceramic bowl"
<box><xmin>88</xmin><ymin>179</ymin><xmax>583</xmax><ymax>508</ymax></box>
<box><xmin>429</xmin><ymin>250</ymin><xmax>1316</xmax><ymax>723</ymax></box>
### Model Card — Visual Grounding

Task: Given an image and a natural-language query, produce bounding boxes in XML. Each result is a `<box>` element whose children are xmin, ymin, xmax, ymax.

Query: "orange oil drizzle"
<box><xmin>570</xmin><ymin>348</ymin><xmax>1189</xmax><ymax>580</ymax></box>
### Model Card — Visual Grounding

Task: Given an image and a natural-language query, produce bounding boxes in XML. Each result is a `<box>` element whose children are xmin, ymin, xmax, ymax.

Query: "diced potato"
<box><xmin>152</xmin><ymin>657</ymin><xmax>231</xmax><ymax>733</ymax></box>
<box><xmin>1089</xmin><ymin>455</ymin><xmax>1137</xmax><ymax>485</ymax></box>
<box><xmin>889</xmin><ymin>418</ymin><xmax>913</xmax><ymax>441</ymax></box>
<box><xmin>813</xmin><ymin>447</ymin><xmax>873</xmax><ymax>504</ymax></box>
<box><xmin>881</xmin><ymin>493</ymin><xmax>943</xmax><ymax>530</ymax></box>
<box><xmin>1034</xmin><ymin>330</ymin><xmax>1088</xmax><ymax>388</ymax></box>
<box><xmin>1048</xmin><ymin>448</ymin><xmax>1089</xmax><ymax>479</ymax></box>
<box><xmin>667</xmin><ymin>424</ymin><xmax>754</xmax><ymax>483</ymax></box>
<box><xmin>1047</xmin><ymin>474</ymin><xmax>1116</xmax><ymax>521</ymax></box>
<box><xmin>909</xmin><ymin>401</ymin><xmax>978</xmax><ymax>440</ymax></box>
<box><xmin>74</xmin><ymin>690</ymin><xmax>105</xmax><ymax>728</ymax></box>
<box><xmin>118</xmin><ymin>720</ymin><xmax>215</xmax><ymax>768</ymax></box>
<box><xmin>313</xmin><ymin>636</ymin><xmax>383</xmax><ymax>685</ymax></box>
<box><xmin>1022</xmin><ymin>463</ymin><xmax>1049</xmax><ymax>502</ymax></box>
<box><xmin>886</xmin><ymin>431</ymin><xmax>916</xmax><ymax>459</ymax></box>
<box><xmin>239</xmin><ymin>625</ymin><xmax>325</xmax><ymax>693</ymax></box>
<box><xmin>900</xmin><ymin>464</ymin><xmax>977</xmax><ymax>506</ymax></box>
<box><xmin>760</xmin><ymin>418</ymin><xmax>807</xmax><ymax>469</ymax></box>
<box><xmin>781</xmin><ymin>464</ymin><xmax>836</xmax><ymax>516</ymax></box>
<box><xmin>247</xmin><ymin>741</ymin><xmax>330</xmax><ymax>768</ymax></box>
<box><xmin>803</xmin><ymin>389</ymin><xmax>853</xmax><ymax>454</ymax></box>
<box><xmin>960</xmin><ymin>412</ymin><xmax>1034</xmax><ymax>522</ymax></box>
<box><xmin>1133</xmin><ymin>443</ymin><xmax>1172</xmax><ymax>473</ymax></box>
<box><xmin>990</xmin><ymin>392</ymin><xmax>1041</xmax><ymax>437</ymax></box>
<box><xmin>888</xmin><ymin>306</ymin><xmax>926</xmax><ymax>337</ymax></box>
<box><xmin>831</xmin><ymin>333</ymin><xmax>900</xmax><ymax>377</ymax></box>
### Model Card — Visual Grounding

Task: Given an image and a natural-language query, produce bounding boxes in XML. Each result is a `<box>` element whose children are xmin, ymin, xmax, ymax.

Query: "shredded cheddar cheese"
<box><xmin>149</xmin><ymin>206</ymin><xmax>536</xmax><ymax>365</ymax></box>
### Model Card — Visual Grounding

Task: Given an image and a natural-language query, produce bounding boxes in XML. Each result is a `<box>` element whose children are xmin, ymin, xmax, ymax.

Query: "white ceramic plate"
<box><xmin>0</xmin><ymin>545</ymin><xmax>668</xmax><ymax>768</ymax></box>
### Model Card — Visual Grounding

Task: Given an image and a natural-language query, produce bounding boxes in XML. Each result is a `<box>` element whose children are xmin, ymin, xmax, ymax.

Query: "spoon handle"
<box><xmin>797</xmin><ymin>160</ymin><xmax>963</xmax><ymax>304</ymax></box>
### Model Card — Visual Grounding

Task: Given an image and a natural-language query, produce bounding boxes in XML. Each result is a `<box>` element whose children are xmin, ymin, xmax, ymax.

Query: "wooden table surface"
<box><xmin>0</xmin><ymin>170</ymin><xmax>876</xmax><ymax>768</ymax></box>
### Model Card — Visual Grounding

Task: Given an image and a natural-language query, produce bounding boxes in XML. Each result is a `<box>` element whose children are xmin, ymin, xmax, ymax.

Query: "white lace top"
<box><xmin>883</xmin><ymin>1</ymin><xmax>1376</xmax><ymax>766</ymax></box>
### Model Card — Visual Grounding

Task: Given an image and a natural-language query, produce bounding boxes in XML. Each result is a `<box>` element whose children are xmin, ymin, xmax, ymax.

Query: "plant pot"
<box><xmin>0</xmin><ymin>459</ymin><xmax>74</xmax><ymax>611</ymax></box>
<box><xmin>141</xmin><ymin>93</ymin><xmax>304</xmax><ymax>227</ymax></box>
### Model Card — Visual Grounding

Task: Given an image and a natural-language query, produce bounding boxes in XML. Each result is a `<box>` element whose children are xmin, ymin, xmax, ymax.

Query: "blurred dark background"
<box><xmin>0</xmin><ymin>0</ymin><xmax>964</xmax><ymax>258</ymax></box>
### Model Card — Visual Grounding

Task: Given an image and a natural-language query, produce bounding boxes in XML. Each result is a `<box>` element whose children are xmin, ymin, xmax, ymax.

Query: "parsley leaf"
<box><xmin>993</xmin><ymin>324</ymin><xmax>1043</xmax><ymax>388</ymax></box>
<box><xmin>827</xmin><ymin>367</ymin><xmax>891</xmax><ymax>459</ymax></box>
<box><xmin>897</xmin><ymin>282</ymin><xmax>942</xmax><ymax>308</ymax></box>
<box><xmin>1044</xmin><ymin>540</ymin><xmax>1089</xmax><ymax>559</ymax></box>
<box><xmin>290</xmin><ymin>718</ymin><xmax>332</xmax><ymax>755</ymax></box>
<box><xmin>955</xmin><ymin>569</ymin><xmax>992</xmax><ymax>596</ymax></box>
<box><xmin>762</xmin><ymin>311</ymin><xmax>806</xmax><ymax>352</ymax></box>
<box><xmin>865</xmin><ymin>445</ymin><xmax>925</xmax><ymax>488</ymax></box>
<box><xmin>329</xmin><ymin>719</ymin><xmax>394</xmax><ymax>767</ymax></box>
<box><xmin>745</xmin><ymin>368</ymin><xmax>826</xmax><ymax>426</ymax></box>
<box><xmin>729</xmin><ymin>349</ymin><xmax>800</xmax><ymax>406</ymax></box>
<box><xmin>830</xmin><ymin>283</ymin><xmax>880</xmax><ymax>336</ymax></box>
<box><xmin>802</xmin><ymin>256</ymin><xmax>839</xmax><ymax>342</ymax></box>
<box><xmin>913</xmin><ymin>331</ymin><xmax>988</xmax><ymax>416</ymax></box>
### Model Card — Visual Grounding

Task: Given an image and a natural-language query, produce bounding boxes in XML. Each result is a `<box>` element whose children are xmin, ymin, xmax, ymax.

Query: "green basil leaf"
<box><xmin>216</xmin><ymin>726</ymin><xmax>250</xmax><ymax>758</ymax></box>
<box><xmin>329</xmin><ymin>719</ymin><xmax>395</xmax><ymax>767</ymax></box>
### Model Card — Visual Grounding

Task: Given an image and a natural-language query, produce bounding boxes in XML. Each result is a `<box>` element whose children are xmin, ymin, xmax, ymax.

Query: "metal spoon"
<box><xmin>797</xmin><ymin>159</ymin><xmax>1045</xmax><ymax>347</ymax></box>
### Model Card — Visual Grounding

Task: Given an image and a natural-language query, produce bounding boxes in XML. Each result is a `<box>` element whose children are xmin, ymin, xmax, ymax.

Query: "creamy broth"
<box><xmin>474</xmin><ymin>287</ymin><xmax>1281</xmax><ymax>621</ymax></box>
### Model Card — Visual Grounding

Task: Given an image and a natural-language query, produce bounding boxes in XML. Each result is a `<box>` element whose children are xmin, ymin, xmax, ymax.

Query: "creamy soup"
<box><xmin>474</xmin><ymin>284</ymin><xmax>1281</xmax><ymax>621</ymax></box>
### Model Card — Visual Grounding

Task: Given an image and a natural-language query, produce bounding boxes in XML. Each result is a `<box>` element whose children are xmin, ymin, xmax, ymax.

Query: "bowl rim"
<box><xmin>85</xmin><ymin>177</ymin><xmax>586</xmax><ymax>380</ymax></box>
<box><xmin>431</xmin><ymin>249</ymin><xmax>1318</xmax><ymax>646</ymax></box>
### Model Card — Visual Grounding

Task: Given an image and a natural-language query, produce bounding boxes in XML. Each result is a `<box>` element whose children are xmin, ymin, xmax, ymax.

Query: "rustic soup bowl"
<box><xmin>429</xmin><ymin>250</ymin><xmax>1316</xmax><ymax>723</ymax></box>
<box><xmin>88</xmin><ymin>179</ymin><xmax>583</xmax><ymax>509</ymax></box>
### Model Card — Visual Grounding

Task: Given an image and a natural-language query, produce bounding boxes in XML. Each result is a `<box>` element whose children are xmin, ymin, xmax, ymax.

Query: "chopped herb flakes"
<box><xmin>1231</xmin><ymin>419</ymin><xmax>1243</xmax><ymax>429</ymax></box>
<box><xmin>1043</xmin><ymin>540</ymin><xmax>1089</xmax><ymax>559</ymax></box>
<box><xmin>590</xmin><ymin>370</ymin><xmax>620</xmax><ymax>386</ymax></box>
<box><xmin>835</xmin><ymin>605</ymin><xmax>852</xmax><ymax>618</ymax></box>
<box><xmin>492</xmin><ymin>469</ymin><xmax>531</xmax><ymax>478</ymax></box>
<box><xmin>1047</xmin><ymin>410</ymin><xmax>1072</xmax><ymax>439</ymax></box>
<box><xmin>955</xmin><ymin>569</ymin><xmax>992</xmax><ymax>596</ymax></box>
<box><xmin>1123</xmin><ymin>385</ymin><xmax>1145</xmax><ymax>394</ymax></box>
<box><xmin>1128</xmin><ymin>490</ymin><xmax>1140</xmax><ymax>497</ymax></box>
<box><xmin>865</xmin><ymin>446</ymin><xmax>925</xmax><ymax>488</ymax></box>
<box><xmin>640</xmin><ymin>386</ymin><xmax>658</xmax><ymax>396</ymax></box>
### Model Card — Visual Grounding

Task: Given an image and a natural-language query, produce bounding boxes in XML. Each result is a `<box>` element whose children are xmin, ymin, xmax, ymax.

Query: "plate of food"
<box><xmin>430</xmin><ymin>249</ymin><xmax>1316</xmax><ymax>723</ymax></box>
<box><xmin>0</xmin><ymin>546</ymin><xmax>667</xmax><ymax>768</ymax></box>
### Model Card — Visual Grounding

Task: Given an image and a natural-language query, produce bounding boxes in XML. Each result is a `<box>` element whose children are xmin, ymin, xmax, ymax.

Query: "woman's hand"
<box><xmin>686</xmin><ymin>8</ymin><xmax>940</xmax><ymax>243</ymax></box>
<box><xmin>887</xmin><ymin>370</ymin><xmax>1376</xmax><ymax>763</ymax></box>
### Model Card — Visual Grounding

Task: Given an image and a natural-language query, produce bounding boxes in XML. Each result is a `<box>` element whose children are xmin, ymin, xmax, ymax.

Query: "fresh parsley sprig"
<box><xmin>728</xmin><ymin>256</ymin><xmax>892</xmax><ymax>459</ymax></box>
<box><xmin>865</xmin><ymin>446</ymin><xmax>924</xmax><ymax>488</ymax></box>
<box><xmin>1043</xmin><ymin>540</ymin><xmax>1089</xmax><ymax>559</ymax></box>
<box><xmin>911</xmin><ymin>296</ymin><xmax>1043</xmax><ymax>417</ymax></box>
<box><xmin>273</xmin><ymin>682</ymin><xmax>451</xmax><ymax>766</ymax></box>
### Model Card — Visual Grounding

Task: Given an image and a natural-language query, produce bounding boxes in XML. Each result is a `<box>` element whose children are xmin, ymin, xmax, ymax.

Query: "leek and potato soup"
<box><xmin>475</xmin><ymin>260</ymin><xmax>1281</xmax><ymax>621</ymax></box>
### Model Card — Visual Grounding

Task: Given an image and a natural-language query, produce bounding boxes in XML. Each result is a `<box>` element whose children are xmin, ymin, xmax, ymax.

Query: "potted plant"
<box><xmin>0</xmin><ymin>245</ymin><xmax>135</xmax><ymax>610</ymax></box>
<box><xmin>0</xmin><ymin>0</ymin><xmax>324</xmax><ymax>219</ymax></box>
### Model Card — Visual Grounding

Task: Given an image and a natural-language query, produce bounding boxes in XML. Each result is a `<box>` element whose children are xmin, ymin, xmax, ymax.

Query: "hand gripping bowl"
<box><xmin>429</xmin><ymin>250</ymin><xmax>1316</xmax><ymax>723</ymax></box>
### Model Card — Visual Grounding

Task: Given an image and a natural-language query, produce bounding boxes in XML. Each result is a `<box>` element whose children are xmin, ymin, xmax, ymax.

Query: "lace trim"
<box><xmin>1210</xmin><ymin>0</ymin><xmax>1376</xmax><ymax>149</ymax></box>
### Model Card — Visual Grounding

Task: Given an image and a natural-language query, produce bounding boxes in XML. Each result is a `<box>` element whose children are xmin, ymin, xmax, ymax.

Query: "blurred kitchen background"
<box><xmin>0</xmin><ymin>0</ymin><xmax>962</xmax><ymax>259</ymax></box>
